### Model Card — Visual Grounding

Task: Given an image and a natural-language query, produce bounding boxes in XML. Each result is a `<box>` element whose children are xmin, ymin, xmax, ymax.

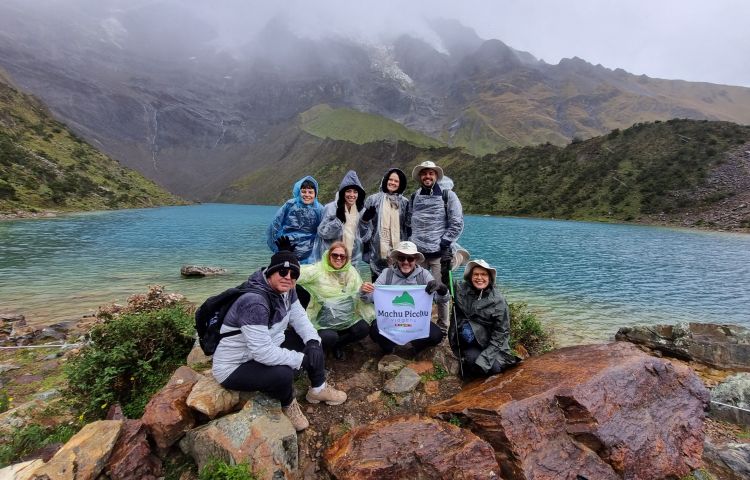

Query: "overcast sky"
<box><xmin>203</xmin><ymin>0</ymin><xmax>749</xmax><ymax>88</ymax></box>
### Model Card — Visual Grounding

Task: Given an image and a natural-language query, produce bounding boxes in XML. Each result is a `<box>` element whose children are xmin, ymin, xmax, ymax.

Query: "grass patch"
<box><xmin>422</xmin><ymin>362</ymin><xmax>448</xmax><ymax>382</ymax></box>
<box><xmin>0</xmin><ymin>423</ymin><xmax>78</xmax><ymax>468</ymax></box>
<box><xmin>199</xmin><ymin>459</ymin><xmax>258</xmax><ymax>480</ymax></box>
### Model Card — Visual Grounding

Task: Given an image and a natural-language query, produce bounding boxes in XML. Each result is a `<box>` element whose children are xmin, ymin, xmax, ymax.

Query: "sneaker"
<box><xmin>306</xmin><ymin>384</ymin><xmax>347</xmax><ymax>405</ymax></box>
<box><xmin>282</xmin><ymin>399</ymin><xmax>309</xmax><ymax>432</ymax></box>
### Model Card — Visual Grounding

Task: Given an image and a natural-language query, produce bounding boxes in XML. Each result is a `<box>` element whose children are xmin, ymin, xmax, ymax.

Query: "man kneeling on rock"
<box><xmin>211</xmin><ymin>245</ymin><xmax>347</xmax><ymax>432</ymax></box>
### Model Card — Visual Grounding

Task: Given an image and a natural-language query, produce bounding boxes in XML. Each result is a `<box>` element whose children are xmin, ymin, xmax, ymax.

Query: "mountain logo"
<box><xmin>392</xmin><ymin>291</ymin><xmax>415</xmax><ymax>308</ymax></box>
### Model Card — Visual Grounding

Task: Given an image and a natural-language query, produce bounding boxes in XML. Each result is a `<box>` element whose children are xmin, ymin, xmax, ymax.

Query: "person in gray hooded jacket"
<box><xmin>449</xmin><ymin>259</ymin><xmax>521</xmax><ymax>379</ymax></box>
<box><xmin>315</xmin><ymin>170</ymin><xmax>366</xmax><ymax>264</ymax></box>
<box><xmin>359</xmin><ymin>168</ymin><xmax>409</xmax><ymax>282</ymax></box>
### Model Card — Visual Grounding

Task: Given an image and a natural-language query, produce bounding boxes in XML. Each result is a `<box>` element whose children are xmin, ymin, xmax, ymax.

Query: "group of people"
<box><xmin>212</xmin><ymin>161</ymin><xmax>521</xmax><ymax>432</ymax></box>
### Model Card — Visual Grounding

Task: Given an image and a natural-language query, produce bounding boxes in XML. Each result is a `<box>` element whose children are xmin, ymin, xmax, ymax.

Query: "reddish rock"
<box><xmin>407</xmin><ymin>360</ymin><xmax>434</xmax><ymax>375</ymax></box>
<box><xmin>423</xmin><ymin>380</ymin><xmax>439</xmax><ymax>396</ymax></box>
<box><xmin>166</xmin><ymin>366</ymin><xmax>203</xmax><ymax>387</ymax></box>
<box><xmin>141</xmin><ymin>371</ymin><xmax>199</xmax><ymax>449</ymax></box>
<box><xmin>324</xmin><ymin>415</ymin><xmax>500</xmax><ymax>479</ymax></box>
<box><xmin>428</xmin><ymin>342</ymin><xmax>709</xmax><ymax>480</ymax></box>
<box><xmin>106</xmin><ymin>419</ymin><xmax>162</xmax><ymax>480</ymax></box>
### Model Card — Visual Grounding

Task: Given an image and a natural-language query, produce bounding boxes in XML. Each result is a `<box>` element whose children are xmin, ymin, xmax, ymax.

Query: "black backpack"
<box><xmin>195</xmin><ymin>283</ymin><xmax>275</xmax><ymax>355</ymax></box>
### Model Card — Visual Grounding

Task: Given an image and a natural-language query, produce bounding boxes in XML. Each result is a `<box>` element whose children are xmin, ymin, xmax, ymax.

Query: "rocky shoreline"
<box><xmin>2</xmin><ymin>292</ymin><xmax>750</xmax><ymax>479</ymax></box>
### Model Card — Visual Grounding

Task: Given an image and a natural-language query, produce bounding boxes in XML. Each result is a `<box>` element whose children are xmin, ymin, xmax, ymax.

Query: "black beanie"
<box><xmin>265</xmin><ymin>250</ymin><xmax>301</xmax><ymax>278</ymax></box>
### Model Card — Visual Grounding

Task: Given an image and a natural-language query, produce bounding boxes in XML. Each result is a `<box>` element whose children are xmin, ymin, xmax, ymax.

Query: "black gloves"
<box><xmin>361</xmin><ymin>205</ymin><xmax>377</xmax><ymax>222</ymax></box>
<box><xmin>275</xmin><ymin>235</ymin><xmax>295</xmax><ymax>252</ymax></box>
<box><xmin>336</xmin><ymin>204</ymin><xmax>346</xmax><ymax>222</ymax></box>
<box><xmin>302</xmin><ymin>339</ymin><xmax>324</xmax><ymax>372</ymax></box>
<box><xmin>425</xmin><ymin>280</ymin><xmax>448</xmax><ymax>295</ymax></box>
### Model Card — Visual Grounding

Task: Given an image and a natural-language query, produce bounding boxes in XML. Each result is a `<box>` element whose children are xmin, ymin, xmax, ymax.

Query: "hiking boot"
<box><xmin>306</xmin><ymin>384</ymin><xmax>347</xmax><ymax>405</ymax></box>
<box><xmin>282</xmin><ymin>399</ymin><xmax>309</xmax><ymax>432</ymax></box>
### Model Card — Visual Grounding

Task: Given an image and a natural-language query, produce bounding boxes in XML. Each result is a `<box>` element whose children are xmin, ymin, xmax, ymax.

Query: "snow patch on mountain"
<box><xmin>100</xmin><ymin>16</ymin><xmax>127</xmax><ymax>49</ymax></box>
<box><xmin>367</xmin><ymin>44</ymin><xmax>413</xmax><ymax>88</ymax></box>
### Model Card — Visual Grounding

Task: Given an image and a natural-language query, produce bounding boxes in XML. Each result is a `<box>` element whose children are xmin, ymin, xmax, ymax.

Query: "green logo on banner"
<box><xmin>392</xmin><ymin>291</ymin><xmax>415</xmax><ymax>308</ymax></box>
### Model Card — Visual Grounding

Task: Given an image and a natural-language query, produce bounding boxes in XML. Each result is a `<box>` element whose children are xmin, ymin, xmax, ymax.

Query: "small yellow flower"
<box><xmin>100</xmin><ymin>403</ymin><xmax>107</xmax><ymax>409</ymax></box>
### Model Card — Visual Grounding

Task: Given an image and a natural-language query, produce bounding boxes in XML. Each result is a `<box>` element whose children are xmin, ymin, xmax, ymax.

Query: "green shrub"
<box><xmin>199</xmin><ymin>459</ymin><xmax>258</xmax><ymax>480</ymax></box>
<box><xmin>0</xmin><ymin>423</ymin><xmax>78</xmax><ymax>468</ymax></box>
<box><xmin>64</xmin><ymin>306</ymin><xmax>194</xmax><ymax>420</ymax></box>
<box><xmin>509</xmin><ymin>302</ymin><xmax>554</xmax><ymax>355</ymax></box>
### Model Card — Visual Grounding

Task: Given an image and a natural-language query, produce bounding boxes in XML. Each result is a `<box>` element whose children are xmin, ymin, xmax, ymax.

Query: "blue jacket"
<box><xmin>267</xmin><ymin>176</ymin><xmax>324</xmax><ymax>264</ymax></box>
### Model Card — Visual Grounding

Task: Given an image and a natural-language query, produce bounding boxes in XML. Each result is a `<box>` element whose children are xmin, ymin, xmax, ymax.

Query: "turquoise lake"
<box><xmin>1</xmin><ymin>203</ymin><xmax>749</xmax><ymax>345</ymax></box>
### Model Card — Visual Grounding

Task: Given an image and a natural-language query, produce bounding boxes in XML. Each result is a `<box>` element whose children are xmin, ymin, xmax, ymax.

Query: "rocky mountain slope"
<box><xmin>0</xmin><ymin>70</ymin><xmax>183</xmax><ymax>214</ymax></box>
<box><xmin>1</xmin><ymin>2</ymin><xmax>749</xmax><ymax>200</ymax></box>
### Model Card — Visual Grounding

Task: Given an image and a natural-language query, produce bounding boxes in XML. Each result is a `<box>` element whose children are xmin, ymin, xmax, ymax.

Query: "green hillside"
<box><xmin>0</xmin><ymin>71</ymin><xmax>184</xmax><ymax>214</ymax></box>
<box><xmin>299</xmin><ymin>104</ymin><xmax>444</xmax><ymax>149</ymax></box>
<box><xmin>220</xmin><ymin>118</ymin><xmax>750</xmax><ymax>230</ymax></box>
<box><xmin>450</xmin><ymin>119</ymin><xmax>750</xmax><ymax>224</ymax></box>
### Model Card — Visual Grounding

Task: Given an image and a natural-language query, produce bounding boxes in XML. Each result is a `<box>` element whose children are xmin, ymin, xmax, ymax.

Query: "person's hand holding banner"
<box><xmin>373</xmin><ymin>285</ymin><xmax>433</xmax><ymax>345</ymax></box>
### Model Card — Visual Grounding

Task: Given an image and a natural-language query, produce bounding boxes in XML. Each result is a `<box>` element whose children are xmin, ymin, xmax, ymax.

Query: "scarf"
<box><xmin>379</xmin><ymin>194</ymin><xmax>401</xmax><ymax>258</ymax></box>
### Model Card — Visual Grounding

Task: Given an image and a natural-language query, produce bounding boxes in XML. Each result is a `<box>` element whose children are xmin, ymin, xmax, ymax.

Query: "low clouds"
<box><xmin>9</xmin><ymin>0</ymin><xmax>750</xmax><ymax>87</ymax></box>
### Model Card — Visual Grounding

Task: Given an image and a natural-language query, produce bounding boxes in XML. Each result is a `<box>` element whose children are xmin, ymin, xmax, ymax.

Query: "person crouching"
<box><xmin>211</xmin><ymin>248</ymin><xmax>347</xmax><ymax>432</ymax></box>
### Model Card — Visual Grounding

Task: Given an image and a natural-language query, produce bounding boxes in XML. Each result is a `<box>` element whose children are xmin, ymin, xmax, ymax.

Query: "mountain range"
<box><xmin>1</xmin><ymin>1</ymin><xmax>750</xmax><ymax>203</ymax></box>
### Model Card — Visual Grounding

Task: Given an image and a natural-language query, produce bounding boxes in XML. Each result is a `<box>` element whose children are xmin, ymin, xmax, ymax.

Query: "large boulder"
<box><xmin>30</xmin><ymin>420</ymin><xmax>123</xmax><ymax>480</ymax></box>
<box><xmin>105</xmin><ymin>419</ymin><xmax>162</xmax><ymax>480</ymax></box>
<box><xmin>709</xmin><ymin>373</ymin><xmax>750</xmax><ymax>426</ymax></box>
<box><xmin>179</xmin><ymin>393</ymin><xmax>297</xmax><ymax>480</ymax></box>
<box><xmin>180</xmin><ymin>265</ymin><xmax>227</xmax><ymax>277</ymax></box>
<box><xmin>615</xmin><ymin>322</ymin><xmax>750</xmax><ymax>370</ymax></box>
<box><xmin>703</xmin><ymin>441</ymin><xmax>750</xmax><ymax>480</ymax></box>
<box><xmin>0</xmin><ymin>459</ymin><xmax>44</xmax><ymax>480</ymax></box>
<box><xmin>186</xmin><ymin>375</ymin><xmax>240</xmax><ymax>419</ymax></box>
<box><xmin>141</xmin><ymin>368</ymin><xmax>201</xmax><ymax>450</ymax></box>
<box><xmin>428</xmin><ymin>342</ymin><xmax>709</xmax><ymax>480</ymax></box>
<box><xmin>324</xmin><ymin>415</ymin><xmax>500</xmax><ymax>479</ymax></box>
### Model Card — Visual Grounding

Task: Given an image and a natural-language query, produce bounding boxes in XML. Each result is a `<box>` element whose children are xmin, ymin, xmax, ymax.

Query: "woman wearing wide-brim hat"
<box><xmin>449</xmin><ymin>259</ymin><xmax>521</xmax><ymax>379</ymax></box>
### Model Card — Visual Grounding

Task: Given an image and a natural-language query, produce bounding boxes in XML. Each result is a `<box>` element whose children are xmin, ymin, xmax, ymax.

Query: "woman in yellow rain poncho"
<box><xmin>297</xmin><ymin>241</ymin><xmax>375</xmax><ymax>359</ymax></box>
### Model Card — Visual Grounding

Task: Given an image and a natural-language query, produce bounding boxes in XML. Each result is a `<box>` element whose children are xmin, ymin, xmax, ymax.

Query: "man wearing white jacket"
<box><xmin>212</xmin><ymin>248</ymin><xmax>346</xmax><ymax>432</ymax></box>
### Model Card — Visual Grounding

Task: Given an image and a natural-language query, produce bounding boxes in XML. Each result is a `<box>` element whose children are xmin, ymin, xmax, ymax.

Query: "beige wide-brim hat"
<box><xmin>464</xmin><ymin>259</ymin><xmax>497</xmax><ymax>285</ymax></box>
<box><xmin>389</xmin><ymin>241</ymin><xmax>425</xmax><ymax>264</ymax></box>
<box><xmin>412</xmin><ymin>160</ymin><xmax>444</xmax><ymax>181</ymax></box>
<box><xmin>451</xmin><ymin>246</ymin><xmax>470</xmax><ymax>271</ymax></box>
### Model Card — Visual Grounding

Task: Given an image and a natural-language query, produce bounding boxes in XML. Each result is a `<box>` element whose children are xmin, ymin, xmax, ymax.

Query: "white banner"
<box><xmin>373</xmin><ymin>285</ymin><xmax>433</xmax><ymax>345</ymax></box>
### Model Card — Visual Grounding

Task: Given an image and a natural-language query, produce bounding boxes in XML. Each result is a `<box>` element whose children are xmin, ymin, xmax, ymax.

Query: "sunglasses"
<box><xmin>277</xmin><ymin>267</ymin><xmax>300</xmax><ymax>280</ymax></box>
<box><xmin>397</xmin><ymin>255</ymin><xmax>417</xmax><ymax>263</ymax></box>
<box><xmin>330</xmin><ymin>253</ymin><xmax>348</xmax><ymax>260</ymax></box>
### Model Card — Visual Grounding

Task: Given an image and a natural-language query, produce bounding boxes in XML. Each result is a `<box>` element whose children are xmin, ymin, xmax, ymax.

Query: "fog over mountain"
<box><xmin>1</xmin><ymin>0</ymin><xmax>749</xmax><ymax>201</ymax></box>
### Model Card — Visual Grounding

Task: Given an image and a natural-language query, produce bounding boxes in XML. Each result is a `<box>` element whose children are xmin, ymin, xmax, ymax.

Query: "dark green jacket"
<box><xmin>449</xmin><ymin>280</ymin><xmax>517</xmax><ymax>372</ymax></box>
